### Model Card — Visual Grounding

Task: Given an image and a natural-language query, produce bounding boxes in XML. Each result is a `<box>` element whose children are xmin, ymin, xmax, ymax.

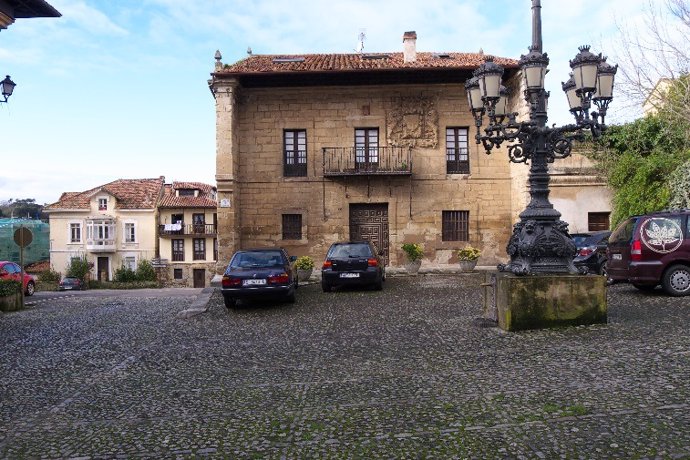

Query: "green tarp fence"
<box><xmin>0</xmin><ymin>218</ymin><xmax>50</xmax><ymax>266</ymax></box>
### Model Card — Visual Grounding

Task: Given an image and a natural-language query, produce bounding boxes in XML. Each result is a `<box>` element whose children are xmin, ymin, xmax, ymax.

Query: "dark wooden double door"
<box><xmin>349</xmin><ymin>203</ymin><xmax>389</xmax><ymax>265</ymax></box>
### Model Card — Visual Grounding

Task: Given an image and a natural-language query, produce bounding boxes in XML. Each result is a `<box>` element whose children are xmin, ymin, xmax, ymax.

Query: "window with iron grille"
<box><xmin>282</xmin><ymin>214</ymin><xmax>302</xmax><ymax>240</ymax></box>
<box><xmin>172</xmin><ymin>239</ymin><xmax>184</xmax><ymax>262</ymax></box>
<box><xmin>442</xmin><ymin>210</ymin><xmax>470</xmax><ymax>241</ymax></box>
<box><xmin>446</xmin><ymin>127</ymin><xmax>469</xmax><ymax>174</ymax></box>
<box><xmin>284</xmin><ymin>130</ymin><xmax>307</xmax><ymax>177</ymax></box>
<box><xmin>588</xmin><ymin>212</ymin><xmax>610</xmax><ymax>231</ymax></box>
<box><xmin>193</xmin><ymin>238</ymin><xmax>206</xmax><ymax>260</ymax></box>
<box><xmin>173</xmin><ymin>268</ymin><xmax>183</xmax><ymax>280</ymax></box>
<box><xmin>354</xmin><ymin>128</ymin><xmax>379</xmax><ymax>167</ymax></box>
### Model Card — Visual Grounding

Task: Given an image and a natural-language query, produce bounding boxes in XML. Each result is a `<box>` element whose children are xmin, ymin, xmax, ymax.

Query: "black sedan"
<box><xmin>58</xmin><ymin>277</ymin><xmax>84</xmax><ymax>291</ymax></box>
<box><xmin>321</xmin><ymin>241</ymin><xmax>385</xmax><ymax>292</ymax></box>
<box><xmin>221</xmin><ymin>248</ymin><xmax>297</xmax><ymax>309</ymax></box>
<box><xmin>573</xmin><ymin>230</ymin><xmax>611</xmax><ymax>276</ymax></box>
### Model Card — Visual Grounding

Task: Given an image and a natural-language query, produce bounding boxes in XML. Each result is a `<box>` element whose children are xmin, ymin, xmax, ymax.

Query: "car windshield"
<box><xmin>582</xmin><ymin>233</ymin><xmax>609</xmax><ymax>246</ymax></box>
<box><xmin>328</xmin><ymin>244</ymin><xmax>372</xmax><ymax>258</ymax></box>
<box><xmin>231</xmin><ymin>251</ymin><xmax>284</xmax><ymax>268</ymax></box>
<box><xmin>571</xmin><ymin>234</ymin><xmax>591</xmax><ymax>248</ymax></box>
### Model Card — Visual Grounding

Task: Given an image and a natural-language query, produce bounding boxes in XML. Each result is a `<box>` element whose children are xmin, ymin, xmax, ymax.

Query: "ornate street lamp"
<box><xmin>1</xmin><ymin>75</ymin><xmax>16</xmax><ymax>103</ymax></box>
<box><xmin>467</xmin><ymin>0</ymin><xmax>617</xmax><ymax>275</ymax></box>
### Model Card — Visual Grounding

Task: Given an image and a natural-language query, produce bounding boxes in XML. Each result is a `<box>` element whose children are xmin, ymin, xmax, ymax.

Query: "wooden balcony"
<box><xmin>323</xmin><ymin>146</ymin><xmax>412</xmax><ymax>177</ymax></box>
<box><xmin>159</xmin><ymin>223</ymin><xmax>217</xmax><ymax>237</ymax></box>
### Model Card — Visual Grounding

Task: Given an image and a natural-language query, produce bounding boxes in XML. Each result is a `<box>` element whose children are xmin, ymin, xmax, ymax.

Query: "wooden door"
<box><xmin>97</xmin><ymin>257</ymin><xmax>109</xmax><ymax>281</ymax></box>
<box><xmin>193</xmin><ymin>269</ymin><xmax>206</xmax><ymax>288</ymax></box>
<box><xmin>349</xmin><ymin>203</ymin><xmax>389</xmax><ymax>264</ymax></box>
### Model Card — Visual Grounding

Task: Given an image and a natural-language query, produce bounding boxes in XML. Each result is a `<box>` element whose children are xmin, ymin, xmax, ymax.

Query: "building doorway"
<box><xmin>349</xmin><ymin>203</ymin><xmax>389</xmax><ymax>264</ymax></box>
<box><xmin>97</xmin><ymin>257</ymin><xmax>109</xmax><ymax>281</ymax></box>
<box><xmin>193</xmin><ymin>268</ymin><xmax>206</xmax><ymax>288</ymax></box>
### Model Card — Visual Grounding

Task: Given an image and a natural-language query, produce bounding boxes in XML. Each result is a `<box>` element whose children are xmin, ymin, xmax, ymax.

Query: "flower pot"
<box><xmin>297</xmin><ymin>268</ymin><xmax>313</xmax><ymax>282</ymax></box>
<box><xmin>458</xmin><ymin>260</ymin><xmax>477</xmax><ymax>272</ymax></box>
<box><xmin>405</xmin><ymin>260</ymin><xmax>422</xmax><ymax>275</ymax></box>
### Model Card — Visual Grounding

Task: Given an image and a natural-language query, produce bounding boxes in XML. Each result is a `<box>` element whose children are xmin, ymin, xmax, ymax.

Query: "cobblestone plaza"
<box><xmin>1</xmin><ymin>276</ymin><xmax>689</xmax><ymax>458</ymax></box>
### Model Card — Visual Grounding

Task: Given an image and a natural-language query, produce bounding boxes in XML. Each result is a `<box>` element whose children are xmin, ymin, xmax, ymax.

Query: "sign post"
<box><xmin>13</xmin><ymin>226</ymin><xmax>33</xmax><ymax>308</ymax></box>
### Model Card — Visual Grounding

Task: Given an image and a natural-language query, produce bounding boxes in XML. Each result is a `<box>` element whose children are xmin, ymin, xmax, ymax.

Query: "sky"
<box><xmin>0</xmin><ymin>0</ymin><xmax>651</xmax><ymax>205</ymax></box>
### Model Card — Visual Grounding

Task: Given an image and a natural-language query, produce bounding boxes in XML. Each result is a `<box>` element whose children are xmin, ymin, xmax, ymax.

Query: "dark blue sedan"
<box><xmin>221</xmin><ymin>248</ymin><xmax>297</xmax><ymax>309</ymax></box>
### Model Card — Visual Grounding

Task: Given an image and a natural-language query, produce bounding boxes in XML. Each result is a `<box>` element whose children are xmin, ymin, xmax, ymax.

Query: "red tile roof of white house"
<box><xmin>46</xmin><ymin>178</ymin><xmax>165</xmax><ymax>210</ymax></box>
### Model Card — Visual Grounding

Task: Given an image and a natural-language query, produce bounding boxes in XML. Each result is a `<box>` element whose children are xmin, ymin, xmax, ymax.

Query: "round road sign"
<box><xmin>13</xmin><ymin>227</ymin><xmax>33</xmax><ymax>248</ymax></box>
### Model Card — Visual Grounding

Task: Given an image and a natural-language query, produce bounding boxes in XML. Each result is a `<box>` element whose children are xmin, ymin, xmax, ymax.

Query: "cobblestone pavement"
<box><xmin>1</xmin><ymin>275</ymin><xmax>689</xmax><ymax>459</ymax></box>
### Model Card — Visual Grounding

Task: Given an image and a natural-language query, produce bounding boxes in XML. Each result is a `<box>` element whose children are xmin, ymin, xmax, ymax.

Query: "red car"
<box><xmin>0</xmin><ymin>261</ymin><xmax>36</xmax><ymax>296</ymax></box>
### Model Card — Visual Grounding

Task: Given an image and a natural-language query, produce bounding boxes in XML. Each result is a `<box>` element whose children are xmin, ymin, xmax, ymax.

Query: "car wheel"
<box><xmin>662</xmin><ymin>264</ymin><xmax>690</xmax><ymax>297</ymax></box>
<box><xmin>25</xmin><ymin>281</ymin><xmax>35</xmax><ymax>297</ymax></box>
<box><xmin>223</xmin><ymin>297</ymin><xmax>237</xmax><ymax>309</ymax></box>
<box><xmin>632</xmin><ymin>283</ymin><xmax>656</xmax><ymax>292</ymax></box>
<box><xmin>321</xmin><ymin>281</ymin><xmax>332</xmax><ymax>293</ymax></box>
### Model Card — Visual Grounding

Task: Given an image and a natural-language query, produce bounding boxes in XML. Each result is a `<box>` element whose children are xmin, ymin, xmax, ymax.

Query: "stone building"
<box><xmin>209</xmin><ymin>32</ymin><xmax>526</xmax><ymax>272</ymax></box>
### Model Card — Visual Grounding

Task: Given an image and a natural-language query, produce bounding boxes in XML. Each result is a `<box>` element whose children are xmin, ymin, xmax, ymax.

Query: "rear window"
<box><xmin>571</xmin><ymin>234</ymin><xmax>591</xmax><ymax>248</ymax></box>
<box><xmin>609</xmin><ymin>218</ymin><xmax>638</xmax><ymax>244</ymax></box>
<box><xmin>327</xmin><ymin>243</ymin><xmax>373</xmax><ymax>258</ymax></box>
<box><xmin>230</xmin><ymin>251</ymin><xmax>285</xmax><ymax>268</ymax></box>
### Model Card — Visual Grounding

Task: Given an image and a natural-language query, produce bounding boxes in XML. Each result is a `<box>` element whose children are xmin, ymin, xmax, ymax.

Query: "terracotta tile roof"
<box><xmin>218</xmin><ymin>52</ymin><xmax>519</xmax><ymax>75</ymax></box>
<box><xmin>158</xmin><ymin>182</ymin><xmax>217</xmax><ymax>209</ymax></box>
<box><xmin>46</xmin><ymin>178</ymin><xmax>165</xmax><ymax>210</ymax></box>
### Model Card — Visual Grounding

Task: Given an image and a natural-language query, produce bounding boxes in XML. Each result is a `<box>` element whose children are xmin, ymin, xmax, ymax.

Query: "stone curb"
<box><xmin>176</xmin><ymin>287</ymin><xmax>215</xmax><ymax>319</ymax></box>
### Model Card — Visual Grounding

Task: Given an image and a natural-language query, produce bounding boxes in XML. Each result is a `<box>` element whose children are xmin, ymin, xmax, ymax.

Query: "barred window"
<box><xmin>588</xmin><ymin>212</ymin><xmax>610</xmax><ymax>231</ymax></box>
<box><xmin>442</xmin><ymin>210</ymin><xmax>470</xmax><ymax>241</ymax></box>
<box><xmin>446</xmin><ymin>127</ymin><xmax>469</xmax><ymax>174</ymax></box>
<box><xmin>173</xmin><ymin>268</ymin><xmax>183</xmax><ymax>280</ymax></box>
<box><xmin>284</xmin><ymin>130</ymin><xmax>307</xmax><ymax>177</ymax></box>
<box><xmin>193</xmin><ymin>238</ymin><xmax>206</xmax><ymax>261</ymax></box>
<box><xmin>172</xmin><ymin>239</ymin><xmax>184</xmax><ymax>262</ymax></box>
<box><xmin>282</xmin><ymin>214</ymin><xmax>302</xmax><ymax>240</ymax></box>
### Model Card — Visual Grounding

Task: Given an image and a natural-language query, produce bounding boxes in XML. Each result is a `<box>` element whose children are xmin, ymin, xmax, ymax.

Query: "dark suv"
<box><xmin>321</xmin><ymin>241</ymin><xmax>385</xmax><ymax>292</ymax></box>
<box><xmin>607</xmin><ymin>209</ymin><xmax>690</xmax><ymax>296</ymax></box>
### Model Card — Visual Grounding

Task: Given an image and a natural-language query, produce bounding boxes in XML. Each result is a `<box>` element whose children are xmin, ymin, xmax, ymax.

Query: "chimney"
<box><xmin>403</xmin><ymin>31</ymin><xmax>417</xmax><ymax>63</ymax></box>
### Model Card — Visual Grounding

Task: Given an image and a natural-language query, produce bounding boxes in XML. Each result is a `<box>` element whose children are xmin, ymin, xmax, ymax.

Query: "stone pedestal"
<box><xmin>495</xmin><ymin>273</ymin><xmax>606</xmax><ymax>331</ymax></box>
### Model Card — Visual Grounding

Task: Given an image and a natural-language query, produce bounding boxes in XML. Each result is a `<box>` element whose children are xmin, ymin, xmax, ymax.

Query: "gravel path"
<box><xmin>1</xmin><ymin>275</ymin><xmax>689</xmax><ymax>458</ymax></box>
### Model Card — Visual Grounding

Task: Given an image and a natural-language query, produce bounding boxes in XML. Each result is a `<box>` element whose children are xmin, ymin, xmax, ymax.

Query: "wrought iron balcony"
<box><xmin>159</xmin><ymin>223</ymin><xmax>217</xmax><ymax>237</ymax></box>
<box><xmin>323</xmin><ymin>146</ymin><xmax>412</xmax><ymax>177</ymax></box>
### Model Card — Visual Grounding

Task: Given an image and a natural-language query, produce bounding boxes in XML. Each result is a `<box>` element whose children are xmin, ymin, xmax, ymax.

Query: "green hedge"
<box><xmin>0</xmin><ymin>279</ymin><xmax>21</xmax><ymax>297</ymax></box>
<box><xmin>88</xmin><ymin>280</ymin><xmax>159</xmax><ymax>290</ymax></box>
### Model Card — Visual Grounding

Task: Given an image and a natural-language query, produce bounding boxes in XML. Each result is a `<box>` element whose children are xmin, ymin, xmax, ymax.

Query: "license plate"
<box><xmin>243</xmin><ymin>279</ymin><xmax>267</xmax><ymax>286</ymax></box>
<box><xmin>340</xmin><ymin>273</ymin><xmax>360</xmax><ymax>278</ymax></box>
<box><xmin>63</xmin><ymin>286</ymin><xmax>72</xmax><ymax>290</ymax></box>
<box><xmin>612</xmin><ymin>254</ymin><xmax>622</xmax><ymax>260</ymax></box>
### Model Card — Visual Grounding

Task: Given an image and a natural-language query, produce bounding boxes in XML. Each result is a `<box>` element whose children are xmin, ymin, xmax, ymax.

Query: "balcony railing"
<box><xmin>159</xmin><ymin>223</ymin><xmax>217</xmax><ymax>237</ymax></box>
<box><xmin>86</xmin><ymin>238</ymin><xmax>116</xmax><ymax>252</ymax></box>
<box><xmin>323</xmin><ymin>146</ymin><xmax>412</xmax><ymax>177</ymax></box>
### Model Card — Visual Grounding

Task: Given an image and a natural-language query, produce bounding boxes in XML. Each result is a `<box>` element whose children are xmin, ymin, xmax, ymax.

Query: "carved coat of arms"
<box><xmin>386</xmin><ymin>96</ymin><xmax>439</xmax><ymax>148</ymax></box>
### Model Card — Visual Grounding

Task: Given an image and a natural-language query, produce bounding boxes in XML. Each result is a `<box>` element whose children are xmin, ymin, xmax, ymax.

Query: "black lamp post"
<box><xmin>466</xmin><ymin>0</ymin><xmax>617</xmax><ymax>275</ymax></box>
<box><xmin>1</xmin><ymin>75</ymin><xmax>16</xmax><ymax>103</ymax></box>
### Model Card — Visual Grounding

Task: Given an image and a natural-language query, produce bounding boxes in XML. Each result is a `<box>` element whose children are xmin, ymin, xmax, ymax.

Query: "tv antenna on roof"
<box><xmin>356</xmin><ymin>29</ymin><xmax>366</xmax><ymax>53</ymax></box>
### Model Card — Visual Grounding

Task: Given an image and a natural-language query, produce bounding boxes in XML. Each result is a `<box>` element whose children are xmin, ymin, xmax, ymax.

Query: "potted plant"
<box><xmin>294</xmin><ymin>256</ymin><xmax>315</xmax><ymax>282</ymax></box>
<box><xmin>457</xmin><ymin>245</ymin><xmax>481</xmax><ymax>272</ymax></box>
<box><xmin>401</xmin><ymin>243</ymin><xmax>424</xmax><ymax>275</ymax></box>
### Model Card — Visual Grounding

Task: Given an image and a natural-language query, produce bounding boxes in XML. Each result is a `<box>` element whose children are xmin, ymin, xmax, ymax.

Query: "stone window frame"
<box><xmin>442</xmin><ymin>210</ymin><xmax>470</xmax><ymax>241</ymax></box>
<box><xmin>173</xmin><ymin>268</ymin><xmax>183</xmax><ymax>280</ymax></box>
<box><xmin>283</xmin><ymin>129</ymin><xmax>307</xmax><ymax>177</ymax></box>
<box><xmin>446</xmin><ymin>127</ymin><xmax>470</xmax><ymax>174</ymax></box>
<box><xmin>282</xmin><ymin>214</ymin><xmax>302</xmax><ymax>240</ymax></box>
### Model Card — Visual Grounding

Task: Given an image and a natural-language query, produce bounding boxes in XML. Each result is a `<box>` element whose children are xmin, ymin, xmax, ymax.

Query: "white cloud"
<box><xmin>50</xmin><ymin>0</ymin><xmax>129</xmax><ymax>36</ymax></box>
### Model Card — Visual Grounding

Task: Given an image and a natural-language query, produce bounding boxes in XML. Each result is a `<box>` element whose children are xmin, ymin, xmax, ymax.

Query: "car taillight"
<box><xmin>222</xmin><ymin>276</ymin><xmax>241</xmax><ymax>288</ymax></box>
<box><xmin>631</xmin><ymin>239</ymin><xmax>642</xmax><ymax>261</ymax></box>
<box><xmin>578</xmin><ymin>246</ymin><xmax>595</xmax><ymax>257</ymax></box>
<box><xmin>322</xmin><ymin>260</ymin><xmax>332</xmax><ymax>269</ymax></box>
<box><xmin>367</xmin><ymin>258</ymin><xmax>378</xmax><ymax>267</ymax></box>
<box><xmin>268</xmin><ymin>273</ymin><xmax>290</xmax><ymax>284</ymax></box>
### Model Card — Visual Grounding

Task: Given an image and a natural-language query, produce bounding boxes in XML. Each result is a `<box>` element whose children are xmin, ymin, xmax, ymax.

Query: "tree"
<box><xmin>613</xmin><ymin>1</ymin><xmax>690</xmax><ymax>126</ymax></box>
<box><xmin>0</xmin><ymin>198</ymin><xmax>46</xmax><ymax>220</ymax></box>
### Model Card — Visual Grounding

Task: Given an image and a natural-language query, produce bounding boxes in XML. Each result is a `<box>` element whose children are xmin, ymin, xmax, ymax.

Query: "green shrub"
<box><xmin>114</xmin><ymin>266</ymin><xmax>137</xmax><ymax>282</ymax></box>
<box><xmin>135</xmin><ymin>260</ymin><xmax>157</xmax><ymax>282</ymax></box>
<box><xmin>66</xmin><ymin>256</ymin><xmax>93</xmax><ymax>282</ymax></box>
<box><xmin>89</xmin><ymin>280</ymin><xmax>159</xmax><ymax>290</ymax></box>
<box><xmin>401</xmin><ymin>243</ymin><xmax>424</xmax><ymax>262</ymax></box>
<box><xmin>295</xmin><ymin>256</ymin><xmax>315</xmax><ymax>270</ymax></box>
<box><xmin>457</xmin><ymin>245</ymin><xmax>481</xmax><ymax>261</ymax></box>
<box><xmin>0</xmin><ymin>279</ymin><xmax>21</xmax><ymax>297</ymax></box>
<box><xmin>38</xmin><ymin>269</ymin><xmax>62</xmax><ymax>284</ymax></box>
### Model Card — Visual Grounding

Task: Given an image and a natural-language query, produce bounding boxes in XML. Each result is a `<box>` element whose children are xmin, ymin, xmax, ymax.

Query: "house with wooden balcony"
<box><xmin>209</xmin><ymin>31</ymin><xmax>525</xmax><ymax>271</ymax></box>
<box><xmin>157</xmin><ymin>182</ymin><xmax>218</xmax><ymax>287</ymax></box>
<box><xmin>45</xmin><ymin>178</ymin><xmax>165</xmax><ymax>281</ymax></box>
